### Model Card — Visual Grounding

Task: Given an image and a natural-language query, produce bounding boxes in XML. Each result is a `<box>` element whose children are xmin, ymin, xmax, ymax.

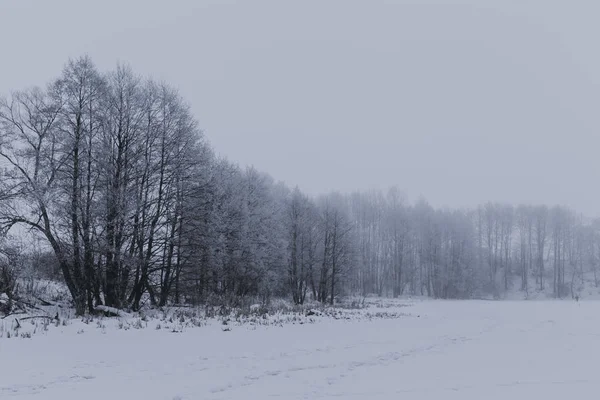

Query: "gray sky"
<box><xmin>2</xmin><ymin>0</ymin><xmax>599</xmax><ymax>215</ymax></box>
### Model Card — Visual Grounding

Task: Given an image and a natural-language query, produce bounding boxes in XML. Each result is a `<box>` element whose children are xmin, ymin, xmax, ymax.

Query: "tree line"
<box><xmin>0</xmin><ymin>57</ymin><xmax>597</xmax><ymax>314</ymax></box>
<box><xmin>349</xmin><ymin>196</ymin><xmax>597</xmax><ymax>300</ymax></box>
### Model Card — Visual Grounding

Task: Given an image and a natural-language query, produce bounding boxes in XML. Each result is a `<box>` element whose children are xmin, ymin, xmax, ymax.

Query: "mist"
<box><xmin>3</xmin><ymin>3</ymin><xmax>600</xmax><ymax>398</ymax></box>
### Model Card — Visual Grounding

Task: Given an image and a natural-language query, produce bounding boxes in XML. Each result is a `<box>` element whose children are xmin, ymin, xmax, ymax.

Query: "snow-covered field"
<box><xmin>2</xmin><ymin>299</ymin><xmax>599</xmax><ymax>399</ymax></box>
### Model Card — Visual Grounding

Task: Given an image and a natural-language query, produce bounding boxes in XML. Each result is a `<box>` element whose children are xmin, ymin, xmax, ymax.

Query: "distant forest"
<box><xmin>0</xmin><ymin>57</ymin><xmax>595</xmax><ymax>314</ymax></box>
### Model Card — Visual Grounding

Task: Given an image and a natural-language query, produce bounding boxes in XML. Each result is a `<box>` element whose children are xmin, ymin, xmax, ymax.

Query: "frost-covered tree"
<box><xmin>2</xmin><ymin>55</ymin><xmax>598</xmax><ymax>313</ymax></box>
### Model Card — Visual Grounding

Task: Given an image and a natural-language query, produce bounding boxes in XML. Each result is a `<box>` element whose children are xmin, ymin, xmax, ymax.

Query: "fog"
<box><xmin>1</xmin><ymin>0</ymin><xmax>599</xmax><ymax>215</ymax></box>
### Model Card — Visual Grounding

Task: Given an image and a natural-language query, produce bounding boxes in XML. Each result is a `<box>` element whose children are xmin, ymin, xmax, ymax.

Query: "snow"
<box><xmin>2</xmin><ymin>299</ymin><xmax>600</xmax><ymax>399</ymax></box>
<box><xmin>94</xmin><ymin>305</ymin><xmax>132</xmax><ymax>318</ymax></box>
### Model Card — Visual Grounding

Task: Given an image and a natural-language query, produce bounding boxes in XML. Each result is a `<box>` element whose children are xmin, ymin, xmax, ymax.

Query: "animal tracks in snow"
<box><xmin>1</xmin><ymin>374</ymin><xmax>95</xmax><ymax>397</ymax></box>
<box><xmin>207</xmin><ymin>324</ymin><xmax>497</xmax><ymax>396</ymax></box>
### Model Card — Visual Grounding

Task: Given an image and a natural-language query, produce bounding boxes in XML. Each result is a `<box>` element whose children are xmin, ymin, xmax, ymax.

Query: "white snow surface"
<box><xmin>2</xmin><ymin>299</ymin><xmax>599</xmax><ymax>399</ymax></box>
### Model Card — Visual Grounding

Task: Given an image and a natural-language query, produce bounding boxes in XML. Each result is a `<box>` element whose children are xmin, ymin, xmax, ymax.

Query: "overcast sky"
<box><xmin>1</xmin><ymin>0</ymin><xmax>599</xmax><ymax>215</ymax></box>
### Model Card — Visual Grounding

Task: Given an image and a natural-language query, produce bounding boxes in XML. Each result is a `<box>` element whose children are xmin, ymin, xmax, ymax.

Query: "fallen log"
<box><xmin>95</xmin><ymin>305</ymin><xmax>132</xmax><ymax>318</ymax></box>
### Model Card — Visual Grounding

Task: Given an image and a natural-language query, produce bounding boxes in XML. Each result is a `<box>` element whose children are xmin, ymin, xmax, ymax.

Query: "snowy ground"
<box><xmin>2</xmin><ymin>299</ymin><xmax>600</xmax><ymax>399</ymax></box>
